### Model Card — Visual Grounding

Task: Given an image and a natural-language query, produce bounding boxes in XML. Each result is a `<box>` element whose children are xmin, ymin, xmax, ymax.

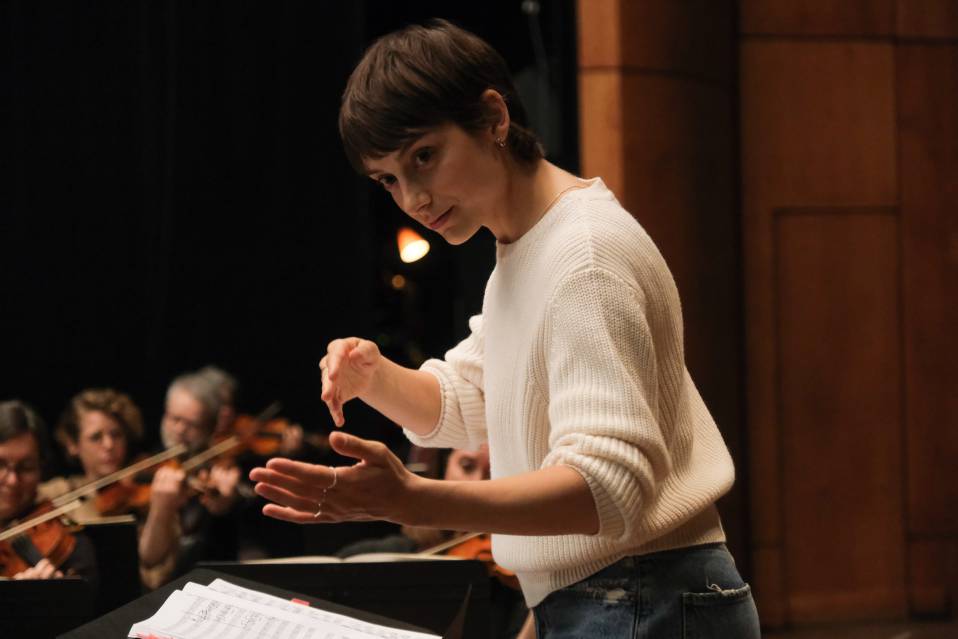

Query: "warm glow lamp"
<box><xmin>397</xmin><ymin>227</ymin><xmax>430</xmax><ymax>263</ymax></box>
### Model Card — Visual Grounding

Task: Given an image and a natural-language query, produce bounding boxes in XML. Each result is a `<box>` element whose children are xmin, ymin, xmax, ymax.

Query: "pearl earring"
<box><xmin>495</xmin><ymin>137</ymin><xmax>506</xmax><ymax>148</ymax></box>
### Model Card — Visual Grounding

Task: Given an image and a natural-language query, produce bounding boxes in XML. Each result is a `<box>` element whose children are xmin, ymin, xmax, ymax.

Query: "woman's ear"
<box><xmin>480</xmin><ymin>89</ymin><xmax>511</xmax><ymax>142</ymax></box>
<box><xmin>65</xmin><ymin>438</ymin><xmax>79</xmax><ymax>458</ymax></box>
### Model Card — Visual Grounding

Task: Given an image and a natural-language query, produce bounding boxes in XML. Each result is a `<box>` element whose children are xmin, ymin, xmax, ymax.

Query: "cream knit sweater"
<box><xmin>405</xmin><ymin>178</ymin><xmax>735</xmax><ymax>607</ymax></box>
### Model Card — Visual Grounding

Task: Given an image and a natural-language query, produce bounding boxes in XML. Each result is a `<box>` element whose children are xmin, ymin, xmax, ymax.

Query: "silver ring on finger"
<box><xmin>313</xmin><ymin>466</ymin><xmax>337</xmax><ymax>519</ymax></box>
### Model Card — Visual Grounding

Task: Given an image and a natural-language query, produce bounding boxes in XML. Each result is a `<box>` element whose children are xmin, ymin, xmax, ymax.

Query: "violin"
<box><xmin>45</xmin><ymin>401</ymin><xmax>316</xmax><ymax>519</ymax></box>
<box><xmin>224</xmin><ymin>402</ymin><xmax>329</xmax><ymax>459</ymax></box>
<box><xmin>0</xmin><ymin>500</ymin><xmax>82</xmax><ymax>578</ymax></box>
<box><xmin>229</xmin><ymin>414</ymin><xmax>328</xmax><ymax>458</ymax></box>
<box><xmin>47</xmin><ymin>444</ymin><xmax>188</xmax><ymax>517</ymax></box>
<box><xmin>424</xmin><ymin>531</ymin><xmax>520</xmax><ymax>590</ymax></box>
<box><xmin>89</xmin><ymin>437</ymin><xmax>242</xmax><ymax>516</ymax></box>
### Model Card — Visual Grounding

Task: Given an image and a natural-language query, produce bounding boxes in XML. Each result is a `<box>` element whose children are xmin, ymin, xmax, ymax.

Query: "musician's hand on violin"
<box><xmin>279</xmin><ymin>423</ymin><xmax>304</xmax><ymax>456</ymax></box>
<box><xmin>149</xmin><ymin>466</ymin><xmax>187</xmax><ymax>514</ymax></box>
<box><xmin>250</xmin><ymin>431</ymin><xmax>418</xmax><ymax>525</ymax></box>
<box><xmin>12</xmin><ymin>558</ymin><xmax>63</xmax><ymax>580</ymax></box>
<box><xmin>199</xmin><ymin>464</ymin><xmax>241</xmax><ymax>515</ymax></box>
<box><xmin>320</xmin><ymin>338</ymin><xmax>382</xmax><ymax>427</ymax></box>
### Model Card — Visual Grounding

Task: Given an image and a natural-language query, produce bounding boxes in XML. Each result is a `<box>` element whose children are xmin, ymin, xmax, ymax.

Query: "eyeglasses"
<box><xmin>0</xmin><ymin>460</ymin><xmax>41</xmax><ymax>481</ymax></box>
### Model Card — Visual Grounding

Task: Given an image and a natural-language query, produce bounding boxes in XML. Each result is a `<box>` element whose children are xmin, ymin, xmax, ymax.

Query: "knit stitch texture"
<box><xmin>405</xmin><ymin>178</ymin><xmax>735</xmax><ymax>607</ymax></box>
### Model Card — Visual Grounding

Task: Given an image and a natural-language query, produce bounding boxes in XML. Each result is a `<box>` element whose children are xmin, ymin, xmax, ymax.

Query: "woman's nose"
<box><xmin>401</xmin><ymin>185</ymin><xmax>430</xmax><ymax>216</ymax></box>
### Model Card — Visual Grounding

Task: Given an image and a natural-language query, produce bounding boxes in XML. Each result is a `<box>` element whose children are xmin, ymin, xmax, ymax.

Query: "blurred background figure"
<box><xmin>159</xmin><ymin>371</ymin><xmax>242</xmax><ymax>576</ymax></box>
<box><xmin>40</xmin><ymin>388</ymin><xmax>184</xmax><ymax>589</ymax></box>
<box><xmin>0</xmin><ymin>400</ymin><xmax>98</xmax><ymax>585</ymax></box>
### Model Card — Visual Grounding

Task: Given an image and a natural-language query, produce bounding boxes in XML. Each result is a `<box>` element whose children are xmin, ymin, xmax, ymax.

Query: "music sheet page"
<box><xmin>205</xmin><ymin>579</ymin><xmax>440</xmax><ymax>639</ymax></box>
<box><xmin>127</xmin><ymin>579</ymin><xmax>441</xmax><ymax>639</ymax></box>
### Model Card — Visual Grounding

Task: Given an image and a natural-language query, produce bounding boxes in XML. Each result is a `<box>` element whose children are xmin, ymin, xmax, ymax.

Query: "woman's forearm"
<box><xmin>361</xmin><ymin>358</ymin><xmax>442</xmax><ymax>436</ymax></box>
<box><xmin>406</xmin><ymin>465</ymin><xmax>600</xmax><ymax>535</ymax></box>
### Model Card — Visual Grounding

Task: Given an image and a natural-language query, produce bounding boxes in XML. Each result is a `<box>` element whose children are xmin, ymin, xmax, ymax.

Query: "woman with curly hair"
<box><xmin>40</xmin><ymin>388</ymin><xmax>186</xmax><ymax>589</ymax></box>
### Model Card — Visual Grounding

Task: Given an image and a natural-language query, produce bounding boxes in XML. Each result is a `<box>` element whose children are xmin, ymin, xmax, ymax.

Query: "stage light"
<box><xmin>397</xmin><ymin>227</ymin><xmax>429</xmax><ymax>263</ymax></box>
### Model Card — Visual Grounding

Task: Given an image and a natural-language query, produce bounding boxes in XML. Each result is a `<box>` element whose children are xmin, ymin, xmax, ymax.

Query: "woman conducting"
<box><xmin>251</xmin><ymin>19</ymin><xmax>760</xmax><ymax>637</ymax></box>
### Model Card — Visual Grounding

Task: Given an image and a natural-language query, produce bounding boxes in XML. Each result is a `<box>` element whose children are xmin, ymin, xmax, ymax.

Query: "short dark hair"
<box><xmin>339</xmin><ymin>19</ymin><xmax>543</xmax><ymax>172</ymax></box>
<box><xmin>0</xmin><ymin>400</ymin><xmax>50</xmax><ymax>461</ymax></box>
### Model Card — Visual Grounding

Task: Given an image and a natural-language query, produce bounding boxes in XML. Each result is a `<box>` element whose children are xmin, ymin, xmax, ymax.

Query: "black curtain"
<box><xmin>2</xmin><ymin>1</ymin><xmax>578</xmax><ymax>463</ymax></box>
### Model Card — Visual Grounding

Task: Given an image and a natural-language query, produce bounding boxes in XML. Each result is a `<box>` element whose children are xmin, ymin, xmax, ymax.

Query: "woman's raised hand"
<box><xmin>319</xmin><ymin>338</ymin><xmax>382</xmax><ymax>427</ymax></box>
<box><xmin>249</xmin><ymin>431</ymin><xmax>418</xmax><ymax>525</ymax></box>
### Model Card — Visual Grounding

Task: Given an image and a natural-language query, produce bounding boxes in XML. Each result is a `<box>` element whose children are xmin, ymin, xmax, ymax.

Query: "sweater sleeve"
<box><xmin>404</xmin><ymin>314</ymin><xmax>488</xmax><ymax>450</ymax></box>
<box><xmin>541</xmin><ymin>267</ymin><xmax>673</xmax><ymax>541</ymax></box>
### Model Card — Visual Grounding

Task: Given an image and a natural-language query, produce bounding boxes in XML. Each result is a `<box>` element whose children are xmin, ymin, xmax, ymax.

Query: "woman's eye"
<box><xmin>377</xmin><ymin>175</ymin><xmax>396</xmax><ymax>189</ymax></box>
<box><xmin>413</xmin><ymin>148</ymin><xmax>433</xmax><ymax>167</ymax></box>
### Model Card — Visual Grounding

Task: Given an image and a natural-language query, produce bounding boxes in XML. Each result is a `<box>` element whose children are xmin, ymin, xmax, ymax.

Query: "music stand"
<box><xmin>201</xmin><ymin>559</ymin><xmax>491</xmax><ymax>639</ymax></box>
<box><xmin>0</xmin><ymin>576</ymin><xmax>95</xmax><ymax>638</ymax></box>
<box><xmin>60</xmin><ymin>567</ymin><xmax>454</xmax><ymax>638</ymax></box>
<box><xmin>79</xmin><ymin>515</ymin><xmax>141</xmax><ymax>615</ymax></box>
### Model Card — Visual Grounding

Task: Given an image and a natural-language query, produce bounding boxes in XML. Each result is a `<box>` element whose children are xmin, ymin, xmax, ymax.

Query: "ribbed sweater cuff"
<box><xmin>402</xmin><ymin>361</ymin><xmax>479</xmax><ymax>449</ymax></box>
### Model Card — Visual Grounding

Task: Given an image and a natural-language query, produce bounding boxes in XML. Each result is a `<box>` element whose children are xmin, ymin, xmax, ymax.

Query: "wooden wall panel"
<box><xmin>740</xmin><ymin>0</ymin><xmax>894</xmax><ymax>36</ymax></box>
<box><xmin>898</xmin><ymin>43</ymin><xmax>958</xmax><ymax>615</ymax></box>
<box><xmin>897</xmin><ymin>0</ymin><xmax>958</xmax><ymax>38</ymax></box>
<box><xmin>617</xmin><ymin>1</ymin><xmax>732</xmax><ymax>84</ymax></box>
<box><xmin>775</xmin><ymin>211</ymin><xmax>906</xmax><ymax>622</ymax></box>
<box><xmin>740</xmin><ymin>41</ymin><xmax>897</xmax><ymax>625</ymax></box>
<box><xmin>740</xmin><ymin>42</ymin><xmax>896</xmax><ymax>207</ymax></box>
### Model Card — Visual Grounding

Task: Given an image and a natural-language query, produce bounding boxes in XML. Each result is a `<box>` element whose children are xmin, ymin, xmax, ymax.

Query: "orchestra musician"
<box><xmin>193</xmin><ymin>365</ymin><xmax>322</xmax><ymax>561</ymax></box>
<box><xmin>38</xmin><ymin>388</ymin><xmax>183</xmax><ymax>589</ymax></box>
<box><xmin>195</xmin><ymin>365</ymin><xmax>308</xmax><ymax>460</ymax></box>
<box><xmin>160</xmin><ymin>371</ymin><xmax>242</xmax><ymax>572</ymax></box>
<box><xmin>250</xmin><ymin>19</ymin><xmax>761</xmax><ymax>638</ymax></box>
<box><xmin>0</xmin><ymin>400</ymin><xmax>97</xmax><ymax>585</ymax></box>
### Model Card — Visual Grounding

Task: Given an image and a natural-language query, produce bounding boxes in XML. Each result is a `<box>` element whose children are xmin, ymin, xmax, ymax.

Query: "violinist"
<box><xmin>38</xmin><ymin>388</ymin><xmax>183</xmax><ymax>589</ymax></box>
<box><xmin>196</xmin><ymin>364</ymin><xmax>314</xmax><ymax>460</ymax></box>
<box><xmin>194</xmin><ymin>365</ymin><xmax>311</xmax><ymax>561</ymax></box>
<box><xmin>0</xmin><ymin>400</ymin><xmax>97</xmax><ymax>584</ymax></box>
<box><xmin>160</xmin><ymin>371</ymin><xmax>242</xmax><ymax>570</ymax></box>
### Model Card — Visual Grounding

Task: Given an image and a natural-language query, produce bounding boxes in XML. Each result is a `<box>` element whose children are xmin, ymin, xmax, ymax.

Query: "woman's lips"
<box><xmin>428</xmin><ymin>207</ymin><xmax>453</xmax><ymax>230</ymax></box>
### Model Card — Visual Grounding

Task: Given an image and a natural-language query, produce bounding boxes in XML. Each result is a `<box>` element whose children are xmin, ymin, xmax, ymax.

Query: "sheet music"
<box><xmin>206</xmin><ymin>579</ymin><xmax>439</xmax><ymax>639</ymax></box>
<box><xmin>127</xmin><ymin>580</ymin><xmax>440</xmax><ymax>639</ymax></box>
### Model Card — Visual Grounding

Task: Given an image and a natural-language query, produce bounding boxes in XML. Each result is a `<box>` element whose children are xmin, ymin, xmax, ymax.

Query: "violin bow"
<box><xmin>50</xmin><ymin>444</ymin><xmax>189</xmax><ymax>508</ymax></box>
<box><xmin>178</xmin><ymin>436</ymin><xmax>242</xmax><ymax>473</ymax></box>
<box><xmin>0</xmin><ymin>500</ymin><xmax>83</xmax><ymax>543</ymax></box>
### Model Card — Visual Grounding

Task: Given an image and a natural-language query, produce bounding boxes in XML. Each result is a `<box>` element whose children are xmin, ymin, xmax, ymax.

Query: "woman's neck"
<box><xmin>490</xmin><ymin>159</ymin><xmax>583</xmax><ymax>244</ymax></box>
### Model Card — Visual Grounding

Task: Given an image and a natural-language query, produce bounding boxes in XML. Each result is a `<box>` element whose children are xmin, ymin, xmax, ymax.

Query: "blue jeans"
<box><xmin>532</xmin><ymin>543</ymin><xmax>761</xmax><ymax>638</ymax></box>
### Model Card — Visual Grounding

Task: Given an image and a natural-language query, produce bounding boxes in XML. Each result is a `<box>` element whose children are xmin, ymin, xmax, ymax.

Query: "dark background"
<box><xmin>2</xmin><ymin>0</ymin><xmax>578</xmax><ymax>462</ymax></box>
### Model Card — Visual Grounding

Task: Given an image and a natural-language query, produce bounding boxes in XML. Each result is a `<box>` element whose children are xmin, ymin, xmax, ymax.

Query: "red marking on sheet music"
<box><xmin>289</xmin><ymin>598</ymin><xmax>310</xmax><ymax>606</ymax></box>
